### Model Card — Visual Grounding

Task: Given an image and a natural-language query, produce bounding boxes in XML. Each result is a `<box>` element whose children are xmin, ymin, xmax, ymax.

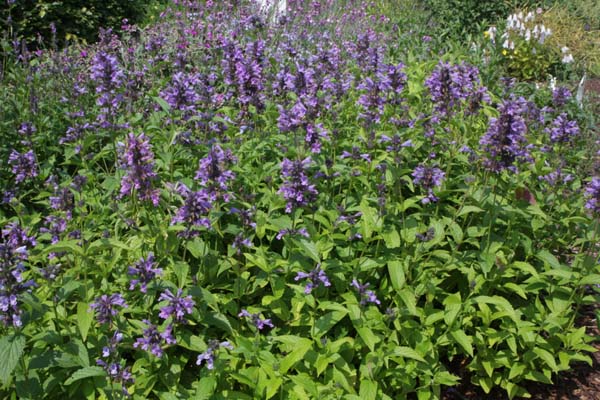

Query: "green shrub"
<box><xmin>1</xmin><ymin>0</ymin><xmax>153</xmax><ymax>47</ymax></box>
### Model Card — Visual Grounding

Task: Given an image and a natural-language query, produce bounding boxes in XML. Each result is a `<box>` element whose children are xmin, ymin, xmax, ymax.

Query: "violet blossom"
<box><xmin>238</xmin><ymin>309</ymin><xmax>274</xmax><ymax>330</ymax></box>
<box><xmin>118</xmin><ymin>132</ymin><xmax>160</xmax><ymax>206</ymax></box>
<box><xmin>128</xmin><ymin>253</ymin><xmax>163</xmax><ymax>293</ymax></box>
<box><xmin>295</xmin><ymin>264</ymin><xmax>331</xmax><ymax>294</ymax></box>
<box><xmin>158</xmin><ymin>289</ymin><xmax>195</xmax><ymax>324</ymax></box>
<box><xmin>278</xmin><ymin>157</ymin><xmax>318</xmax><ymax>213</ymax></box>
<box><xmin>196</xmin><ymin>339</ymin><xmax>233</xmax><ymax>370</ymax></box>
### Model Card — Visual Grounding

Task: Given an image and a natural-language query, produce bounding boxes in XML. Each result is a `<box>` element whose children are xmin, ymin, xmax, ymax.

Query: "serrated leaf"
<box><xmin>64</xmin><ymin>366</ymin><xmax>105</xmax><ymax>385</ymax></box>
<box><xmin>295</xmin><ymin>239</ymin><xmax>320</xmax><ymax>263</ymax></box>
<box><xmin>533</xmin><ymin>347</ymin><xmax>558</xmax><ymax>372</ymax></box>
<box><xmin>0</xmin><ymin>334</ymin><xmax>26</xmax><ymax>384</ymax></box>
<box><xmin>457</xmin><ymin>205</ymin><xmax>484</xmax><ymax>217</ymax></box>
<box><xmin>279</xmin><ymin>338</ymin><xmax>312</xmax><ymax>374</ymax></box>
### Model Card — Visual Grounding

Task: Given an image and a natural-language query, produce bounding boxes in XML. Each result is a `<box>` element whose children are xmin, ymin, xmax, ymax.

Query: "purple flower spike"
<box><xmin>278</xmin><ymin>157</ymin><xmax>318</xmax><ymax>213</ymax></box>
<box><xmin>585</xmin><ymin>177</ymin><xmax>600</xmax><ymax>214</ymax></box>
<box><xmin>479</xmin><ymin>97</ymin><xmax>531</xmax><ymax>172</ymax></box>
<box><xmin>128</xmin><ymin>253</ymin><xmax>162</xmax><ymax>293</ymax></box>
<box><xmin>546</xmin><ymin>113</ymin><xmax>579</xmax><ymax>143</ymax></box>
<box><xmin>294</xmin><ymin>264</ymin><xmax>331</xmax><ymax>294</ymax></box>
<box><xmin>196</xmin><ymin>339</ymin><xmax>233</xmax><ymax>370</ymax></box>
<box><xmin>158</xmin><ymin>289</ymin><xmax>195</xmax><ymax>324</ymax></box>
<box><xmin>118</xmin><ymin>132</ymin><xmax>160</xmax><ymax>206</ymax></box>
<box><xmin>412</xmin><ymin>164</ymin><xmax>445</xmax><ymax>204</ymax></box>
<box><xmin>8</xmin><ymin>150</ymin><xmax>38</xmax><ymax>184</ymax></box>
<box><xmin>171</xmin><ymin>184</ymin><xmax>213</xmax><ymax>238</ymax></box>
<box><xmin>351</xmin><ymin>279</ymin><xmax>381</xmax><ymax>306</ymax></box>
<box><xmin>133</xmin><ymin>320</ymin><xmax>176</xmax><ymax>358</ymax></box>
<box><xmin>195</xmin><ymin>144</ymin><xmax>236</xmax><ymax>202</ymax></box>
<box><xmin>90</xmin><ymin>294</ymin><xmax>127</xmax><ymax>325</ymax></box>
<box><xmin>238</xmin><ymin>309</ymin><xmax>274</xmax><ymax>331</ymax></box>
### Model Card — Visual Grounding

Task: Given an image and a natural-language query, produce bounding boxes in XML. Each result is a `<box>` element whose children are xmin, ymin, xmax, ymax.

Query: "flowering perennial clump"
<box><xmin>133</xmin><ymin>320</ymin><xmax>176</xmax><ymax>358</ymax></box>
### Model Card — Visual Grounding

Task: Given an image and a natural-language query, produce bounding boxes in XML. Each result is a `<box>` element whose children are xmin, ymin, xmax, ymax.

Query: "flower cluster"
<box><xmin>278</xmin><ymin>157</ymin><xmax>318</xmax><ymax>213</ymax></box>
<box><xmin>96</xmin><ymin>331</ymin><xmax>134</xmax><ymax>396</ymax></box>
<box><xmin>90</xmin><ymin>294</ymin><xmax>128</xmax><ymax>325</ymax></box>
<box><xmin>158</xmin><ymin>289</ymin><xmax>195</xmax><ymax>324</ymax></box>
<box><xmin>133</xmin><ymin>320</ymin><xmax>176</xmax><ymax>358</ymax></box>
<box><xmin>546</xmin><ymin>113</ymin><xmax>579</xmax><ymax>143</ymax></box>
<box><xmin>295</xmin><ymin>265</ymin><xmax>331</xmax><ymax>294</ymax></box>
<box><xmin>479</xmin><ymin>97</ymin><xmax>531</xmax><ymax>172</ymax></box>
<box><xmin>351</xmin><ymin>279</ymin><xmax>380</xmax><ymax>306</ymax></box>
<box><xmin>196</xmin><ymin>339</ymin><xmax>233</xmax><ymax>370</ymax></box>
<box><xmin>118</xmin><ymin>132</ymin><xmax>160</xmax><ymax>206</ymax></box>
<box><xmin>171</xmin><ymin>184</ymin><xmax>213</xmax><ymax>238</ymax></box>
<box><xmin>425</xmin><ymin>61</ymin><xmax>488</xmax><ymax>120</ymax></box>
<box><xmin>238</xmin><ymin>309</ymin><xmax>274</xmax><ymax>330</ymax></box>
<box><xmin>128</xmin><ymin>253</ymin><xmax>163</xmax><ymax>293</ymax></box>
<box><xmin>195</xmin><ymin>144</ymin><xmax>236</xmax><ymax>202</ymax></box>
<box><xmin>0</xmin><ymin>222</ymin><xmax>36</xmax><ymax>327</ymax></box>
<box><xmin>8</xmin><ymin>149</ymin><xmax>38</xmax><ymax>184</ymax></box>
<box><xmin>412</xmin><ymin>164</ymin><xmax>445</xmax><ymax>204</ymax></box>
<box><xmin>585</xmin><ymin>177</ymin><xmax>600</xmax><ymax>214</ymax></box>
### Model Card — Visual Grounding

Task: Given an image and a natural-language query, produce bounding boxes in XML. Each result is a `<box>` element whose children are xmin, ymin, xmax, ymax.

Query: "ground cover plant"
<box><xmin>1</xmin><ymin>1</ymin><xmax>599</xmax><ymax>399</ymax></box>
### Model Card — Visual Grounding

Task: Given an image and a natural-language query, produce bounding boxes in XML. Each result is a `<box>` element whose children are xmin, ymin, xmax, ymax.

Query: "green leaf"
<box><xmin>154</xmin><ymin>96</ymin><xmax>171</xmax><ymax>112</ymax></box>
<box><xmin>536</xmin><ymin>250</ymin><xmax>561</xmax><ymax>269</ymax></box>
<box><xmin>173</xmin><ymin>262</ymin><xmax>189</xmax><ymax>288</ymax></box>
<box><xmin>277</xmin><ymin>337</ymin><xmax>312</xmax><ymax>374</ymax></box>
<box><xmin>64</xmin><ymin>366</ymin><xmax>105</xmax><ymax>385</ymax></box>
<box><xmin>457</xmin><ymin>205</ymin><xmax>484</xmax><ymax>217</ymax></box>
<box><xmin>382</xmin><ymin>228</ymin><xmax>400</xmax><ymax>249</ymax></box>
<box><xmin>392</xmin><ymin>346</ymin><xmax>426</xmax><ymax>363</ymax></box>
<box><xmin>387</xmin><ymin>260</ymin><xmax>405</xmax><ymax>291</ymax></box>
<box><xmin>359</xmin><ymin>380</ymin><xmax>378</xmax><ymax>400</ymax></box>
<box><xmin>194</xmin><ymin>376</ymin><xmax>217</xmax><ymax>400</ymax></box>
<box><xmin>295</xmin><ymin>238</ymin><xmax>320</xmax><ymax>263</ymax></box>
<box><xmin>433</xmin><ymin>371</ymin><xmax>460</xmax><ymax>386</ymax></box>
<box><xmin>579</xmin><ymin>274</ymin><xmax>600</xmax><ymax>286</ymax></box>
<box><xmin>77</xmin><ymin>302</ymin><xmax>93</xmax><ymax>341</ymax></box>
<box><xmin>450</xmin><ymin>330</ymin><xmax>473</xmax><ymax>357</ymax></box>
<box><xmin>533</xmin><ymin>347</ymin><xmax>558</xmax><ymax>372</ymax></box>
<box><xmin>314</xmin><ymin>310</ymin><xmax>347</xmax><ymax>338</ymax></box>
<box><xmin>0</xmin><ymin>334</ymin><xmax>26</xmax><ymax>384</ymax></box>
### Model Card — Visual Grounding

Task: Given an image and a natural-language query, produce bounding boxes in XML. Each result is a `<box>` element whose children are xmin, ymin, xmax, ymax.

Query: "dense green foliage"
<box><xmin>0</xmin><ymin>1</ymin><xmax>598</xmax><ymax>400</ymax></box>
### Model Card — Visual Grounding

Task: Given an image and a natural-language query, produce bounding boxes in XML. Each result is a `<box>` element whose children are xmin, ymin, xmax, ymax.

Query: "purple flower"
<box><xmin>238</xmin><ymin>309</ymin><xmax>274</xmax><ymax>330</ymax></box>
<box><xmin>133</xmin><ymin>320</ymin><xmax>176</xmax><ymax>357</ymax></box>
<box><xmin>118</xmin><ymin>132</ymin><xmax>160</xmax><ymax>206</ymax></box>
<box><xmin>159</xmin><ymin>71</ymin><xmax>205</xmax><ymax>112</ymax></box>
<box><xmin>278</xmin><ymin>157</ymin><xmax>318</xmax><ymax>213</ymax></box>
<box><xmin>552</xmin><ymin>86</ymin><xmax>572</xmax><ymax>108</ymax></box>
<box><xmin>0</xmin><ymin>222</ymin><xmax>36</xmax><ymax>327</ymax></box>
<box><xmin>90</xmin><ymin>294</ymin><xmax>127</xmax><ymax>325</ymax></box>
<box><xmin>158</xmin><ymin>289</ymin><xmax>195</xmax><ymax>323</ymax></box>
<box><xmin>196</xmin><ymin>339</ymin><xmax>233</xmax><ymax>370</ymax></box>
<box><xmin>412</xmin><ymin>164</ymin><xmax>445</xmax><ymax>204</ymax></box>
<box><xmin>8</xmin><ymin>150</ymin><xmax>38</xmax><ymax>183</ymax></box>
<box><xmin>351</xmin><ymin>279</ymin><xmax>380</xmax><ymax>306</ymax></box>
<box><xmin>221</xmin><ymin>38</ymin><xmax>266</xmax><ymax>110</ymax></box>
<box><xmin>276</xmin><ymin>227</ymin><xmax>309</xmax><ymax>240</ymax></box>
<box><xmin>479</xmin><ymin>97</ymin><xmax>531</xmax><ymax>172</ymax></box>
<box><xmin>96</xmin><ymin>331</ymin><xmax>134</xmax><ymax>396</ymax></box>
<box><xmin>295</xmin><ymin>264</ymin><xmax>331</xmax><ymax>294</ymax></box>
<box><xmin>128</xmin><ymin>253</ymin><xmax>162</xmax><ymax>293</ymax></box>
<box><xmin>90</xmin><ymin>51</ymin><xmax>124</xmax><ymax>95</ymax></box>
<box><xmin>538</xmin><ymin>168</ymin><xmax>573</xmax><ymax>186</ymax></box>
<box><xmin>171</xmin><ymin>184</ymin><xmax>212</xmax><ymax>238</ymax></box>
<box><xmin>425</xmin><ymin>61</ymin><xmax>488</xmax><ymax>119</ymax></box>
<box><xmin>195</xmin><ymin>144</ymin><xmax>236</xmax><ymax>202</ymax></box>
<box><xmin>40</xmin><ymin>215</ymin><xmax>67</xmax><ymax>244</ymax></box>
<box><xmin>585</xmin><ymin>177</ymin><xmax>600</xmax><ymax>214</ymax></box>
<box><xmin>546</xmin><ymin>113</ymin><xmax>579</xmax><ymax>143</ymax></box>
